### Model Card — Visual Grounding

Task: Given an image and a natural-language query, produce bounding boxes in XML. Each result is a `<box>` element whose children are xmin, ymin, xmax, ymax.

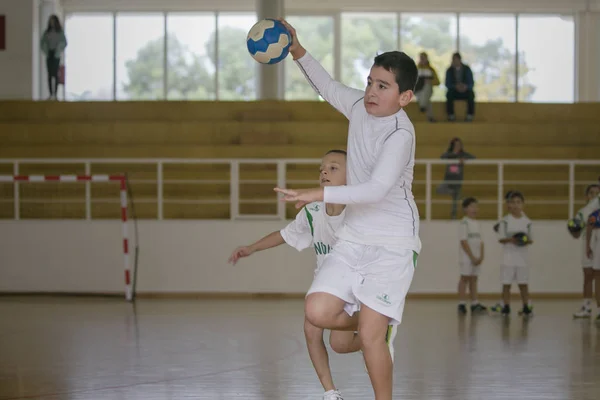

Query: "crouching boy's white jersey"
<box><xmin>280</xmin><ymin>202</ymin><xmax>345</xmax><ymax>271</ymax></box>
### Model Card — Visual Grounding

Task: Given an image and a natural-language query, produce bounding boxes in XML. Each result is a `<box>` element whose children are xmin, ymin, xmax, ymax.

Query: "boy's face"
<box><xmin>587</xmin><ymin>186</ymin><xmax>600</xmax><ymax>201</ymax></box>
<box><xmin>364</xmin><ymin>65</ymin><xmax>413</xmax><ymax>117</ymax></box>
<box><xmin>465</xmin><ymin>202</ymin><xmax>478</xmax><ymax>218</ymax></box>
<box><xmin>319</xmin><ymin>153</ymin><xmax>346</xmax><ymax>187</ymax></box>
<box><xmin>510</xmin><ymin>197</ymin><xmax>524</xmax><ymax>214</ymax></box>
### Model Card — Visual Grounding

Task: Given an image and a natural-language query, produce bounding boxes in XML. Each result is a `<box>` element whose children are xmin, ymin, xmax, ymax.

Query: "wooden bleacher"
<box><xmin>0</xmin><ymin>100</ymin><xmax>599</xmax><ymax>220</ymax></box>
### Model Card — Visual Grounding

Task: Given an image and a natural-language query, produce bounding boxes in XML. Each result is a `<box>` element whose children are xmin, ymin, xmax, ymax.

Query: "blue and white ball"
<box><xmin>246</xmin><ymin>19</ymin><xmax>291</xmax><ymax>64</ymax></box>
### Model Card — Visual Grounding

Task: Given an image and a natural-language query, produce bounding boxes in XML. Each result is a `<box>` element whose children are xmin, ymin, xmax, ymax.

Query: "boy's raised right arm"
<box><xmin>280</xmin><ymin>19</ymin><xmax>364</xmax><ymax>120</ymax></box>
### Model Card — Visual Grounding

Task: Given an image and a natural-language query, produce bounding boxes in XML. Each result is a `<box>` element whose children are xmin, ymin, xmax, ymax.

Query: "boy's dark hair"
<box><xmin>584</xmin><ymin>184</ymin><xmax>600</xmax><ymax>196</ymax></box>
<box><xmin>504</xmin><ymin>190</ymin><xmax>513</xmax><ymax>201</ymax></box>
<box><xmin>325</xmin><ymin>149</ymin><xmax>347</xmax><ymax>157</ymax></box>
<box><xmin>373</xmin><ymin>51</ymin><xmax>418</xmax><ymax>93</ymax></box>
<box><xmin>462</xmin><ymin>197</ymin><xmax>477</xmax><ymax>209</ymax></box>
<box><xmin>509</xmin><ymin>191</ymin><xmax>525</xmax><ymax>202</ymax></box>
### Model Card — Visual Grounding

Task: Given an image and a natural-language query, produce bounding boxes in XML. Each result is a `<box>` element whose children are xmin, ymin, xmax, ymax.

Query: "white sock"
<box><xmin>583</xmin><ymin>299</ymin><xmax>592</xmax><ymax>309</ymax></box>
<box><xmin>471</xmin><ymin>299</ymin><xmax>479</xmax><ymax>305</ymax></box>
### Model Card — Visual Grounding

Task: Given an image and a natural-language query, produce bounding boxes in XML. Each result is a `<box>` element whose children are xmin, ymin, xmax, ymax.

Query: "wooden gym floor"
<box><xmin>0</xmin><ymin>297</ymin><xmax>599</xmax><ymax>400</ymax></box>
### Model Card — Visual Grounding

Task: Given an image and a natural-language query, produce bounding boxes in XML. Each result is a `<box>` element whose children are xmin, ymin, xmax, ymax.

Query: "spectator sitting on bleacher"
<box><xmin>445</xmin><ymin>52</ymin><xmax>475</xmax><ymax>122</ymax></box>
<box><xmin>414</xmin><ymin>52</ymin><xmax>439</xmax><ymax>123</ymax></box>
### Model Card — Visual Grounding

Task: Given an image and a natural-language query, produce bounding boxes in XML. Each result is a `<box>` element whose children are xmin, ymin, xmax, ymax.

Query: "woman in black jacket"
<box><xmin>436</xmin><ymin>137</ymin><xmax>475</xmax><ymax>219</ymax></box>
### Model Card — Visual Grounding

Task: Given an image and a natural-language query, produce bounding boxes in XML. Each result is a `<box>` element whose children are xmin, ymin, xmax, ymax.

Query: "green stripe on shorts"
<box><xmin>413</xmin><ymin>251</ymin><xmax>418</xmax><ymax>268</ymax></box>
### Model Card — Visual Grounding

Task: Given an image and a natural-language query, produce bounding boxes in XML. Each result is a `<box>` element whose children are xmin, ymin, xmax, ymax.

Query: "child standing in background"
<box><xmin>490</xmin><ymin>191</ymin><xmax>534</xmax><ymax>317</ymax></box>
<box><xmin>457</xmin><ymin>197</ymin><xmax>487</xmax><ymax>314</ymax></box>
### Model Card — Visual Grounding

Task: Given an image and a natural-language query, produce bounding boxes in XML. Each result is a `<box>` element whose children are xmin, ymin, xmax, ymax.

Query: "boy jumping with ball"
<box><xmin>275</xmin><ymin>19</ymin><xmax>420</xmax><ymax>400</ymax></box>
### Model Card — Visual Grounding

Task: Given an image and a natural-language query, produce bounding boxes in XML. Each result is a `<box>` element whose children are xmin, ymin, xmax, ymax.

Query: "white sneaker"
<box><xmin>323</xmin><ymin>389</ymin><xmax>343</xmax><ymax>400</ymax></box>
<box><xmin>573</xmin><ymin>307</ymin><xmax>592</xmax><ymax>318</ymax></box>
<box><xmin>385</xmin><ymin>324</ymin><xmax>397</xmax><ymax>363</ymax></box>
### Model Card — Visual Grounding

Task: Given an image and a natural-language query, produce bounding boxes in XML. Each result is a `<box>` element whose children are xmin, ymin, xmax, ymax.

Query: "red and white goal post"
<box><xmin>0</xmin><ymin>174</ymin><xmax>134</xmax><ymax>301</ymax></box>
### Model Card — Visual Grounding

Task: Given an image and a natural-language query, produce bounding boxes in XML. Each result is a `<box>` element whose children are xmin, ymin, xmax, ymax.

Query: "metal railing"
<box><xmin>1</xmin><ymin>158</ymin><xmax>599</xmax><ymax>221</ymax></box>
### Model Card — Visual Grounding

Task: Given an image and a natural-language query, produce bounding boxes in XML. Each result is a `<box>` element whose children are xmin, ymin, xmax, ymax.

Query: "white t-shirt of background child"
<box><xmin>459</xmin><ymin>217</ymin><xmax>482</xmax><ymax>266</ymax></box>
<box><xmin>496</xmin><ymin>213</ymin><xmax>533</xmax><ymax>267</ymax></box>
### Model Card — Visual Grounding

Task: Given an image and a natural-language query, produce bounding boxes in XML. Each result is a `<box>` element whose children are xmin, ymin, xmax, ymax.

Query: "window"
<box><xmin>517</xmin><ymin>15</ymin><xmax>574</xmax><ymax>102</ymax></box>
<box><xmin>62</xmin><ymin>11</ymin><xmax>576</xmax><ymax>104</ymax></box>
<box><xmin>458</xmin><ymin>14</ymin><xmax>517</xmax><ymax>101</ymax></box>
<box><xmin>64</xmin><ymin>14</ymin><xmax>114</xmax><ymax>101</ymax></box>
<box><xmin>116</xmin><ymin>13</ymin><xmax>165</xmax><ymax>100</ymax></box>
<box><xmin>217</xmin><ymin>13</ymin><xmax>257</xmax><ymax>100</ymax></box>
<box><xmin>400</xmin><ymin>13</ymin><xmax>458</xmax><ymax>101</ymax></box>
<box><xmin>341</xmin><ymin>13</ymin><xmax>397</xmax><ymax>90</ymax></box>
<box><xmin>284</xmin><ymin>16</ymin><xmax>334</xmax><ymax>100</ymax></box>
<box><xmin>166</xmin><ymin>14</ymin><xmax>216</xmax><ymax>100</ymax></box>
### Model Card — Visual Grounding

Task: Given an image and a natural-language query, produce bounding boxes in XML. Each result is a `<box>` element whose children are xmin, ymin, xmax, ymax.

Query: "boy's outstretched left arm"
<box><xmin>228</xmin><ymin>231</ymin><xmax>285</xmax><ymax>265</ymax></box>
<box><xmin>275</xmin><ymin>130</ymin><xmax>413</xmax><ymax>207</ymax></box>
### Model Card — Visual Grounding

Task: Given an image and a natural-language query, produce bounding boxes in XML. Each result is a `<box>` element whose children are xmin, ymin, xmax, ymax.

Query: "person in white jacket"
<box><xmin>40</xmin><ymin>15</ymin><xmax>67</xmax><ymax>100</ymax></box>
<box><xmin>274</xmin><ymin>19</ymin><xmax>420</xmax><ymax>400</ymax></box>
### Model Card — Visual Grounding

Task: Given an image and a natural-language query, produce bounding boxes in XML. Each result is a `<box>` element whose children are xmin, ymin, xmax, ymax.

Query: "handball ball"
<box><xmin>247</xmin><ymin>19</ymin><xmax>291</xmax><ymax>64</ymax></box>
<box><xmin>567</xmin><ymin>218</ymin><xmax>585</xmax><ymax>233</ymax></box>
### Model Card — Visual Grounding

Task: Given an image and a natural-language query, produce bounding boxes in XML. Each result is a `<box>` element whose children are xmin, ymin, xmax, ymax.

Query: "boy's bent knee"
<box><xmin>329</xmin><ymin>331</ymin><xmax>356</xmax><ymax>354</ymax></box>
<box><xmin>305</xmin><ymin>292</ymin><xmax>347</xmax><ymax>328</ymax></box>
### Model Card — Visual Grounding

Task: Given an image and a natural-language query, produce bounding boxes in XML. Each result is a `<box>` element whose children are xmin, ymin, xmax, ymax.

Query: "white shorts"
<box><xmin>501</xmin><ymin>265</ymin><xmax>529</xmax><ymax>285</ymax></box>
<box><xmin>306</xmin><ymin>239</ymin><xmax>417</xmax><ymax>325</ymax></box>
<box><xmin>460</xmin><ymin>263</ymin><xmax>481</xmax><ymax>277</ymax></box>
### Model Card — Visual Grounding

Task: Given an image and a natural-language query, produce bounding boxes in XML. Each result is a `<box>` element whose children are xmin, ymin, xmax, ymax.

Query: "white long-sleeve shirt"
<box><xmin>295</xmin><ymin>52</ymin><xmax>421</xmax><ymax>253</ymax></box>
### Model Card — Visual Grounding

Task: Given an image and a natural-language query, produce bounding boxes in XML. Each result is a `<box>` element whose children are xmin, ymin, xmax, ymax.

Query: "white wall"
<box><xmin>0</xmin><ymin>220</ymin><xmax>585</xmax><ymax>296</ymax></box>
<box><xmin>0</xmin><ymin>0</ymin><xmax>36</xmax><ymax>100</ymax></box>
<box><xmin>0</xmin><ymin>0</ymin><xmax>63</xmax><ymax>100</ymax></box>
